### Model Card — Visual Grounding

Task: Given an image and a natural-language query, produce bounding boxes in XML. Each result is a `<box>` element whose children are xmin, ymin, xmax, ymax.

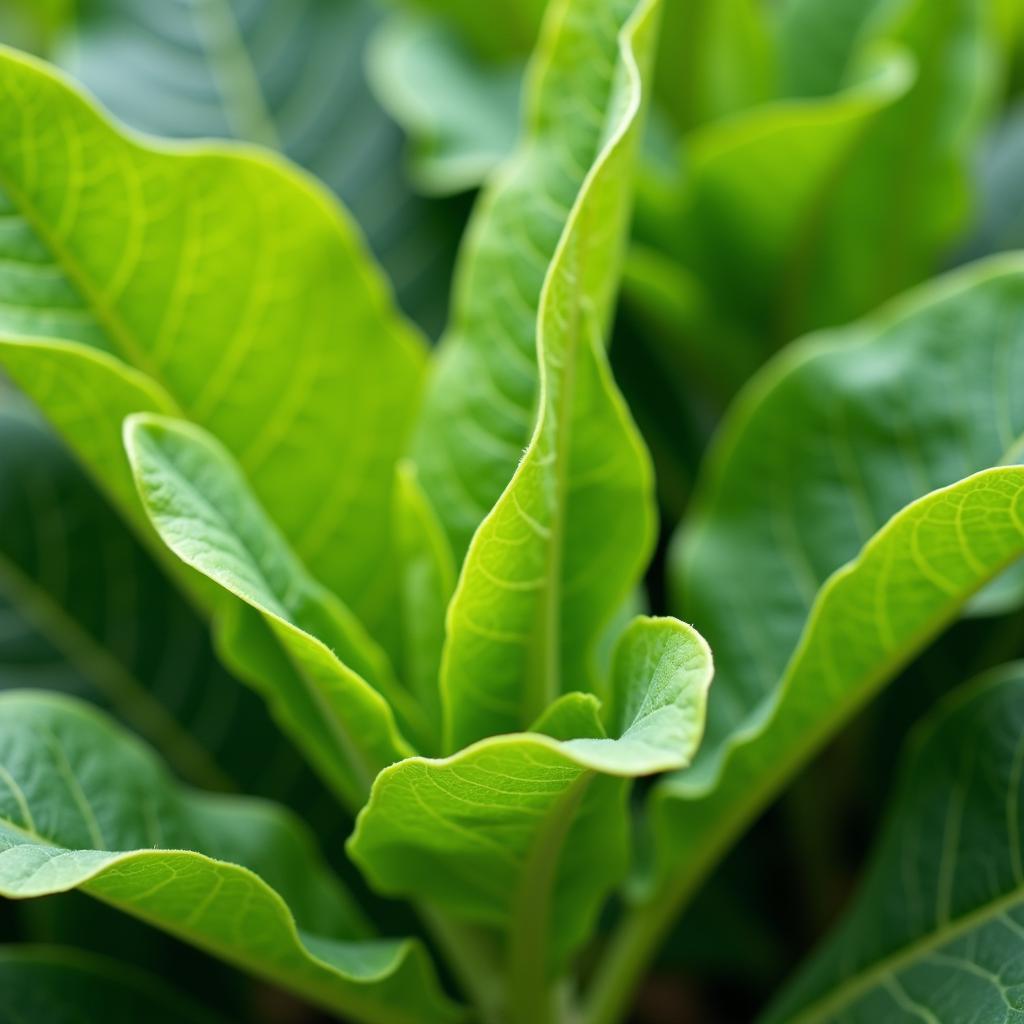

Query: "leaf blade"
<box><xmin>0</xmin><ymin>691</ymin><xmax>463</xmax><ymax>1024</ymax></box>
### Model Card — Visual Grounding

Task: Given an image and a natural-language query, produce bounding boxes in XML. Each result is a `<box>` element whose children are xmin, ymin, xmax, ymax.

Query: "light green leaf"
<box><xmin>0</xmin><ymin>46</ymin><xmax>424</xmax><ymax>646</ymax></box>
<box><xmin>763</xmin><ymin>664</ymin><xmax>1024</xmax><ymax>1024</ymax></box>
<box><xmin>635</xmin><ymin>49</ymin><xmax>911</xmax><ymax>362</ymax></box>
<box><xmin>52</xmin><ymin>0</ymin><xmax>459</xmax><ymax>336</ymax></box>
<box><xmin>367</xmin><ymin>14</ymin><xmax>521</xmax><ymax>196</ymax></box>
<box><xmin>412</xmin><ymin>0</ymin><xmax>660</xmax><ymax>561</ymax></box>
<box><xmin>440</xmin><ymin>0</ymin><xmax>659</xmax><ymax>749</ymax></box>
<box><xmin>654</xmin><ymin>0</ymin><xmax>775</xmax><ymax>129</ymax></box>
<box><xmin>125</xmin><ymin>414</ymin><xmax>426</xmax><ymax>812</ymax></box>
<box><xmin>394</xmin><ymin>462</ymin><xmax>456</xmax><ymax>753</ymax></box>
<box><xmin>643</xmin><ymin>258</ymin><xmax>1024</xmax><ymax>927</ymax></box>
<box><xmin>0</xmin><ymin>691</ymin><xmax>463</xmax><ymax>1024</ymax></box>
<box><xmin>0</xmin><ymin>945</ymin><xmax>227</xmax><ymax>1023</ymax></box>
<box><xmin>0</xmin><ymin>398</ymin><xmax>327</xmax><ymax>811</ymax></box>
<box><xmin>789</xmin><ymin>0</ymin><xmax>1003</xmax><ymax>328</ymax></box>
<box><xmin>349</xmin><ymin>617</ymin><xmax>711</xmax><ymax>984</ymax></box>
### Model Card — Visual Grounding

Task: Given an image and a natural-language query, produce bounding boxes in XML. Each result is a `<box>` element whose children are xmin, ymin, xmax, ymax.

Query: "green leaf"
<box><xmin>654</xmin><ymin>0</ymin><xmax>775</xmax><ymax>129</ymax></box>
<box><xmin>367</xmin><ymin>14</ymin><xmax>521</xmax><ymax>196</ymax></box>
<box><xmin>390</xmin><ymin>0</ymin><xmax>546</xmax><ymax>62</ymax></box>
<box><xmin>777</xmin><ymin>0</ymin><xmax>893</xmax><ymax>98</ymax></box>
<box><xmin>349</xmin><ymin>617</ymin><xmax>711</xmax><ymax>983</ymax></box>
<box><xmin>0</xmin><ymin>945</ymin><xmax>227</xmax><ymax>1023</ymax></box>
<box><xmin>787</xmin><ymin>0</ymin><xmax>1003</xmax><ymax>328</ymax></box>
<box><xmin>125</xmin><ymin>414</ymin><xmax>429</xmax><ymax>811</ymax></box>
<box><xmin>0</xmin><ymin>691</ymin><xmax>463</xmax><ymax>1024</ymax></box>
<box><xmin>394</xmin><ymin>462</ymin><xmax>456</xmax><ymax>753</ymax></box>
<box><xmin>652</xmin><ymin>257</ymin><xmax>1024</xmax><ymax>902</ymax></box>
<box><xmin>635</xmin><ymin>49</ymin><xmax>911</xmax><ymax>362</ymax></box>
<box><xmin>51</xmin><ymin>0</ymin><xmax>459</xmax><ymax>336</ymax></box>
<box><xmin>0</xmin><ymin>397</ymin><xmax>328</xmax><ymax>812</ymax></box>
<box><xmin>763</xmin><ymin>664</ymin><xmax>1024</xmax><ymax>1024</ymax></box>
<box><xmin>439</xmin><ymin>0</ymin><xmax>659</xmax><ymax>749</ymax></box>
<box><xmin>0</xmin><ymin>46</ymin><xmax>424</xmax><ymax>646</ymax></box>
<box><xmin>412</xmin><ymin>0</ymin><xmax>660</xmax><ymax>561</ymax></box>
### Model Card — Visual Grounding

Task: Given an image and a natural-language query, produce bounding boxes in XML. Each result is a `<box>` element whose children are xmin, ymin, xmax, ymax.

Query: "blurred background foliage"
<box><xmin>0</xmin><ymin>1</ymin><xmax>1022</xmax><ymax>1021</ymax></box>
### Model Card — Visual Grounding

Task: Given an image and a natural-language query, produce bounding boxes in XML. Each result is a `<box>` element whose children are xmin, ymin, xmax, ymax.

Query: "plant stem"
<box><xmin>580</xmin><ymin>875</ymin><xmax>690</xmax><ymax>1024</ymax></box>
<box><xmin>418</xmin><ymin>906</ymin><xmax>505</xmax><ymax>1024</ymax></box>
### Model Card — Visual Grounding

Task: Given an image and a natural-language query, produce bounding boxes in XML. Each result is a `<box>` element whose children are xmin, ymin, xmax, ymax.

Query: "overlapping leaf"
<box><xmin>650</xmin><ymin>258</ymin><xmax>1024</xmax><ymax>905</ymax></box>
<box><xmin>350</xmin><ymin>617</ymin><xmax>711</xmax><ymax>984</ymax></box>
<box><xmin>634</xmin><ymin>51</ymin><xmax>910</xmax><ymax>367</ymax></box>
<box><xmin>412</xmin><ymin>0</ymin><xmax>660</xmax><ymax>560</ymax></box>
<box><xmin>764</xmin><ymin>666</ymin><xmax>1024</xmax><ymax>1024</ymax></box>
<box><xmin>125</xmin><ymin>415</ymin><xmax>426</xmax><ymax>811</ymax></box>
<box><xmin>0</xmin><ymin>47</ymin><xmax>424</xmax><ymax>645</ymax></box>
<box><xmin>0</xmin><ymin>691</ymin><xmax>463</xmax><ymax>1024</ymax></box>
<box><xmin>51</xmin><ymin>0</ymin><xmax>459</xmax><ymax>336</ymax></box>
<box><xmin>779</xmin><ymin>0</ymin><xmax>1002</xmax><ymax>329</ymax></box>
<box><xmin>0</xmin><ymin>397</ymin><xmax>332</xmax><ymax>816</ymax></box>
<box><xmin>440</xmin><ymin>0</ymin><xmax>659</xmax><ymax>749</ymax></box>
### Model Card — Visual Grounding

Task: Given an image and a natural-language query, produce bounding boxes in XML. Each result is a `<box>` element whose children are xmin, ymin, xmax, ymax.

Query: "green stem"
<box><xmin>507</xmin><ymin>775</ymin><xmax>593</xmax><ymax>1024</ymax></box>
<box><xmin>580</xmin><ymin>880</ymin><xmax>687</xmax><ymax>1024</ymax></box>
<box><xmin>418</xmin><ymin>906</ymin><xmax>505</xmax><ymax>1024</ymax></box>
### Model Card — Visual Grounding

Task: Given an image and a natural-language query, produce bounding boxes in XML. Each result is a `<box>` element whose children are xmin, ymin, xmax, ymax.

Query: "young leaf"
<box><xmin>51</xmin><ymin>0</ymin><xmax>459</xmax><ymax>335</ymax></box>
<box><xmin>0</xmin><ymin>946</ymin><xmax>226</xmax><ymax>1023</ymax></box>
<box><xmin>0</xmin><ymin>46</ymin><xmax>424</xmax><ymax>644</ymax></box>
<box><xmin>0</xmin><ymin>399</ymin><xmax>327</xmax><ymax>809</ymax></box>
<box><xmin>125</xmin><ymin>414</ymin><xmax>425</xmax><ymax>811</ymax></box>
<box><xmin>441</xmin><ymin>0</ymin><xmax>659</xmax><ymax>749</ymax></box>
<box><xmin>412</xmin><ymin>0</ymin><xmax>660</xmax><ymax>560</ymax></box>
<box><xmin>763</xmin><ymin>665</ymin><xmax>1024</xmax><ymax>1024</ymax></box>
<box><xmin>349</xmin><ymin>618</ymin><xmax>711</xmax><ymax>983</ymax></box>
<box><xmin>0</xmin><ymin>691</ymin><xmax>463</xmax><ymax>1024</ymax></box>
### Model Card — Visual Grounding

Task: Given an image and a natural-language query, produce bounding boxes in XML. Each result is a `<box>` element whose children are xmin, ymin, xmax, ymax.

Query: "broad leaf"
<box><xmin>650</xmin><ymin>258</ymin><xmax>1024</xmax><ymax>905</ymax></box>
<box><xmin>654</xmin><ymin>0</ymin><xmax>775</xmax><ymax>130</ymax></box>
<box><xmin>785</xmin><ymin>0</ymin><xmax>1002</xmax><ymax>328</ymax></box>
<box><xmin>0</xmin><ymin>945</ymin><xmax>226</xmax><ymax>1023</ymax></box>
<box><xmin>440</xmin><ymin>0</ymin><xmax>659</xmax><ymax>749</ymax></box>
<box><xmin>51</xmin><ymin>0</ymin><xmax>458</xmax><ymax>336</ymax></box>
<box><xmin>0</xmin><ymin>46</ymin><xmax>424</xmax><ymax>645</ymax></box>
<box><xmin>764</xmin><ymin>665</ymin><xmax>1024</xmax><ymax>1024</ymax></box>
<box><xmin>0</xmin><ymin>397</ymin><xmax>333</xmax><ymax>816</ymax></box>
<box><xmin>125</xmin><ymin>415</ymin><xmax>428</xmax><ymax>811</ymax></box>
<box><xmin>368</xmin><ymin>13</ymin><xmax>521</xmax><ymax>196</ymax></box>
<box><xmin>634</xmin><ymin>51</ymin><xmax>910</xmax><ymax>364</ymax></box>
<box><xmin>350</xmin><ymin>617</ymin><xmax>711</xmax><ymax>985</ymax></box>
<box><xmin>412</xmin><ymin>0</ymin><xmax>660</xmax><ymax>560</ymax></box>
<box><xmin>0</xmin><ymin>691</ymin><xmax>463</xmax><ymax>1024</ymax></box>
